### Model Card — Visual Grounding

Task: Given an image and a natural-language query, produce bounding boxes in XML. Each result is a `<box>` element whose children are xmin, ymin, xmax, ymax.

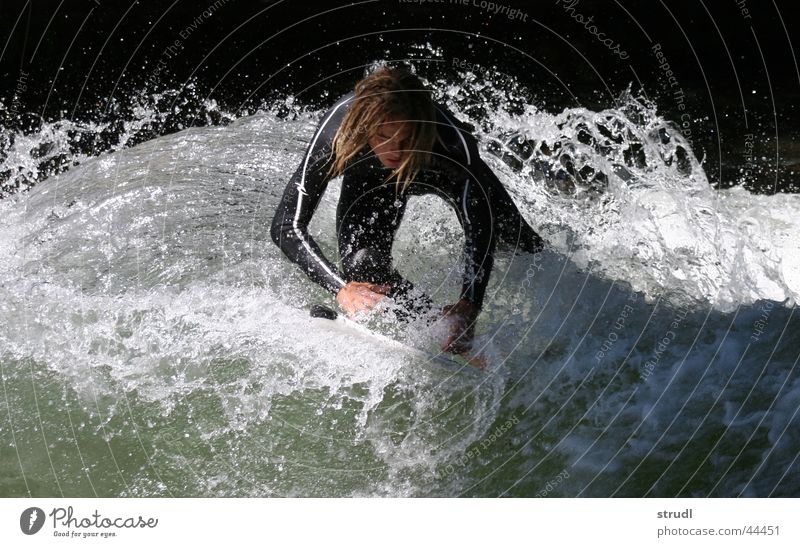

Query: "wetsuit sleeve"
<box><xmin>433</xmin><ymin>104</ymin><xmax>498</xmax><ymax>311</ymax></box>
<box><xmin>270</xmin><ymin>102</ymin><xmax>350</xmax><ymax>296</ymax></box>
<box><xmin>457</xmin><ymin>158</ymin><xmax>498</xmax><ymax>311</ymax></box>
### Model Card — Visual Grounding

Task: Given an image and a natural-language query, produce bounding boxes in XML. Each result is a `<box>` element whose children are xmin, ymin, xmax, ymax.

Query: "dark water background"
<box><xmin>2</xmin><ymin>0</ymin><xmax>799</xmax><ymax>195</ymax></box>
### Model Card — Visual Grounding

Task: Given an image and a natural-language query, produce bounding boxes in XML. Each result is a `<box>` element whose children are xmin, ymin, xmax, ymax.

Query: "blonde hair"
<box><xmin>328</xmin><ymin>65</ymin><xmax>442</xmax><ymax>193</ymax></box>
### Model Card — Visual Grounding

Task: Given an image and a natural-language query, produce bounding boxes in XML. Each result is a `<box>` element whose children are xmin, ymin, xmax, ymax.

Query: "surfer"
<box><xmin>271</xmin><ymin>65</ymin><xmax>544</xmax><ymax>357</ymax></box>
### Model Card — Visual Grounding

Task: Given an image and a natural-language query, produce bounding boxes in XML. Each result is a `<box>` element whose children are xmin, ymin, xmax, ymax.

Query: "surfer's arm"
<box><xmin>455</xmin><ymin>145</ymin><xmax>499</xmax><ymax>314</ymax></box>
<box><xmin>459</xmin><ymin>181</ymin><xmax>495</xmax><ymax>312</ymax></box>
<box><xmin>432</xmin><ymin>103</ymin><xmax>496</xmax><ymax>314</ymax></box>
<box><xmin>428</xmin><ymin>108</ymin><xmax>498</xmax><ymax>354</ymax></box>
<box><xmin>270</xmin><ymin>110</ymin><xmax>349</xmax><ymax>296</ymax></box>
<box><xmin>438</xmin><ymin>171</ymin><xmax>494</xmax><ymax>352</ymax></box>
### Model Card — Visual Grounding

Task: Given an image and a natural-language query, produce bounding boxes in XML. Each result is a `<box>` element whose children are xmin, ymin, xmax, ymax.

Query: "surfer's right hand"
<box><xmin>336</xmin><ymin>281</ymin><xmax>391</xmax><ymax>317</ymax></box>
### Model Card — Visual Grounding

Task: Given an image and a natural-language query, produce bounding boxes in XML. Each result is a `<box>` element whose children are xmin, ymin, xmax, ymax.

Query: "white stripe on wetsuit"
<box><xmin>294</xmin><ymin>99</ymin><xmax>349</xmax><ymax>288</ymax></box>
<box><xmin>461</xmin><ymin>182</ymin><xmax>472</xmax><ymax>226</ymax></box>
<box><xmin>436</xmin><ymin>106</ymin><xmax>472</xmax><ymax>166</ymax></box>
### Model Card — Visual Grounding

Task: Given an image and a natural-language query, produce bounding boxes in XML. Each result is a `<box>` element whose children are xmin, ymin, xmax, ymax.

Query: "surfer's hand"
<box><xmin>336</xmin><ymin>281</ymin><xmax>390</xmax><ymax>317</ymax></box>
<box><xmin>440</xmin><ymin>299</ymin><xmax>478</xmax><ymax>355</ymax></box>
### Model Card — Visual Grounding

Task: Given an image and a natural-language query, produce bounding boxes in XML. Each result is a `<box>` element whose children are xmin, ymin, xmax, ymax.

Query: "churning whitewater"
<box><xmin>1</xmin><ymin>78</ymin><xmax>798</xmax><ymax>496</ymax></box>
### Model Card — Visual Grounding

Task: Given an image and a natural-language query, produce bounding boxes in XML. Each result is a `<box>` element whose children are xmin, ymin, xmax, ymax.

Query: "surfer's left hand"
<box><xmin>440</xmin><ymin>299</ymin><xmax>478</xmax><ymax>355</ymax></box>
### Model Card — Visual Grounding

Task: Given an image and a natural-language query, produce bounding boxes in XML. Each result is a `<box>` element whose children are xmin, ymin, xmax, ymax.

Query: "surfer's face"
<box><xmin>368</xmin><ymin>120</ymin><xmax>411</xmax><ymax>169</ymax></box>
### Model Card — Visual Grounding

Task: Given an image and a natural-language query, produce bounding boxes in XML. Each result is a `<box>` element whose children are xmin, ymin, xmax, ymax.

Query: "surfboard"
<box><xmin>309</xmin><ymin>304</ymin><xmax>487</xmax><ymax>370</ymax></box>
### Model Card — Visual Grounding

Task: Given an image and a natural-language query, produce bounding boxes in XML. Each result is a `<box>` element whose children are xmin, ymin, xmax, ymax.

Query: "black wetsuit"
<box><xmin>271</xmin><ymin>92</ymin><xmax>543</xmax><ymax>311</ymax></box>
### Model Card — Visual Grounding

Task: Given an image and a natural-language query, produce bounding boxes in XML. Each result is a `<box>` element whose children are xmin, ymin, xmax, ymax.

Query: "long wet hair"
<box><xmin>328</xmin><ymin>65</ymin><xmax>442</xmax><ymax>193</ymax></box>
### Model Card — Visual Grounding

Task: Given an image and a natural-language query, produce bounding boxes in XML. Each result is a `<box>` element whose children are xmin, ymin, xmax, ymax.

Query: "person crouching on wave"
<box><xmin>271</xmin><ymin>64</ymin><xmax>544</xmax><ymax>360</ymax></box>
